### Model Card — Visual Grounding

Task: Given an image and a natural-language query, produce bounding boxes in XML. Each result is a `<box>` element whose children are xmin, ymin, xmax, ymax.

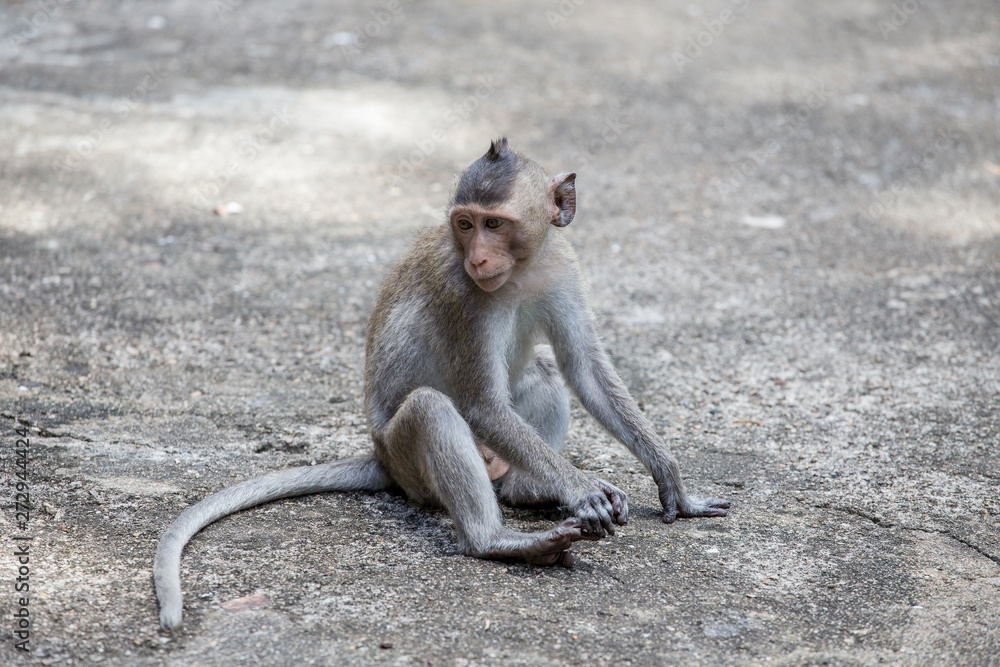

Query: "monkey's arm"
<box><xmin>461</xmin><ymin>392</ymin><xmax>619</xmax><ymax>537</ymax></box>
<box><xmin>545</xmin><ymin>289</ymin><xmax>730</xmax><ymax>522</ymax></box>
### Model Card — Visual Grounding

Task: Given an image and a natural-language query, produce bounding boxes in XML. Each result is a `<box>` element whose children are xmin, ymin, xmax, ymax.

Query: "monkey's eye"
<box><xmin>484</xmin><ymin>217</ymin><xmax>504</xmax><ymax>230</ymax></box>
<box><xmin>456</xmin><ymin>218</ymin><xmax>473</xmax><ymax>231</ymax></box>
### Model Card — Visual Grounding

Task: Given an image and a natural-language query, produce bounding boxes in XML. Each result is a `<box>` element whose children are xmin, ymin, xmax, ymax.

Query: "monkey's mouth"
<box><xmin>472</xmin><ymin>268</ymin><xmax>512</xmax><ymax>291</ymax></box>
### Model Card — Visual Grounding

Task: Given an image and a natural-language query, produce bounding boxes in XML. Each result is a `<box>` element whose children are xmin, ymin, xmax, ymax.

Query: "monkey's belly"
<box><xmin>478</xmin><ymin>445</ymin><xmax>510</xmax><ymax>481</ymax></box>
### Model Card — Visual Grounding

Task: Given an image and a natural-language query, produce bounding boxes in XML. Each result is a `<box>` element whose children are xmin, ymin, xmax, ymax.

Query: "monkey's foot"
<box><xmin>475</xmin><ymin>518</ymin><xmax>599</xmax><ymax>567</ymax></box>
<box><xmin>662</xmin><ymin>497</ymin><xmax>732</xmax><ymax>523</ymax></box>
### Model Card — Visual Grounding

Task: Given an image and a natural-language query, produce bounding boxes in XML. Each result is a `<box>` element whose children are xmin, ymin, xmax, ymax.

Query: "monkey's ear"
<box><xmin>550</xmin><ymin>172</ymin><xmax>576</xmax><ymax>227</ymax></box>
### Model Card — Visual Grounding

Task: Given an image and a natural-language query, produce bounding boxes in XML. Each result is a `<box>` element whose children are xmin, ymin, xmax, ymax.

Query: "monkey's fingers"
<box><xmin>612</xmin><ymin>493</ymin><xmax>629</xmax><ymax>525</ymax></box>
<box><xmin>664</xmin><ymin>497</ymin><xmax>731</xmax><ymax>521</ymax></box>
<box><xmin>576</xmin><ymin>507</ymin><xmax>605</xmax><ymax>537</ymax></box>
<box><xmin>591</xmin><ymin>478</ymin><xmax>629</xmax><ymax>526</ymax></box>
<box><xmin>575</xmin><ymin>491</ymin><xmax>616</xmax><ymax>537</ymax></box>
<box><xmin>686</xmin><ymin>507</ymin><xmax>730</xmax><ymax>517</ymax></box>
<box><xmin>680</xmin><ymin>496</ymin><xmax>731</xmax><ymax>518</ymax></box>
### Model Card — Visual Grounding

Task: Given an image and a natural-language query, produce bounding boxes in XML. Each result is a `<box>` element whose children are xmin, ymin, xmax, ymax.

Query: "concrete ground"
<box><xmin>1</xmin><ymin>0</ymin><xmax>998</xmax><ymax>664</ymax></box>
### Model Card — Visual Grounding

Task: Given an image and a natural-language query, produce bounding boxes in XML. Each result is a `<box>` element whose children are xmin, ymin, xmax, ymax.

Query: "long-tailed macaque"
<box><xmin>154</xmin><ymin>138</ymin><xmax>729</xmax><ymax>630</ymax></box>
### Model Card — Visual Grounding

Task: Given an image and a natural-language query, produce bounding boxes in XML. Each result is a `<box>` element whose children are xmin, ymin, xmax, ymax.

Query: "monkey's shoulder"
<box><xmin>385</xmin><ymin>225</ymin><xmax>458</xmax><ymax>282</ymax></box>
<box><xmin>370</xmin><ymin>227</ymin><xmax>474</xmax><ymax>327</ymax></box>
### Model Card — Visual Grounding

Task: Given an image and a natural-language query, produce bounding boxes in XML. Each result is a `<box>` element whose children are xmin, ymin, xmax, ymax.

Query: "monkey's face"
<box><xmin>449</xmin><ymin>204</ymin><xmax>532</xmax><ymax>292</ymax></box>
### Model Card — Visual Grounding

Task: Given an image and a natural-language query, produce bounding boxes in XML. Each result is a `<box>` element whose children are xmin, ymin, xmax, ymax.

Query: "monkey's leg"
<box><xmin>512</xmin><ymin>346</ymin><xmax>571</xmax><ymax>451</ymax></box>
<box><xmin>376</xmin><ymin>386</ymin><xmax>595</xmax><ymax>566</ymax></box>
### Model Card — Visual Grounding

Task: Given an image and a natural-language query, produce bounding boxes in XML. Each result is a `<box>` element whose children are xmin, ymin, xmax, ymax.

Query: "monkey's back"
<box><xmin>364</xmin><ymin>225</ymin><xmax>481</xmax><ymax>434</ymax></box>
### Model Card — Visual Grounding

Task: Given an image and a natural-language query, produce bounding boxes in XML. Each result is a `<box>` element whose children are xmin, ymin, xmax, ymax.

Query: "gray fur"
<box><xmin>499</xmin><ymin>347</ymin><xmax>572</xmax><ymax>508</ymax></box>
<box><xmin>154</xmin><ymin>140</ymin><xmax>727</xmax><ymax>631</ymax></box>
<box><xmin>154</xmin><ymin>456</ymin><xmax>388</xmax><ymax>629</ymax></box>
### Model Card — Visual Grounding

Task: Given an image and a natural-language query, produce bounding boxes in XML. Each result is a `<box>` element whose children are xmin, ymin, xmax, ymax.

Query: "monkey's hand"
<box><xmin>590</xmin><ymin>478</ymin><xmax>628</xmax><ymax>526</ymax></box>
<box><xmin>571</xmin><ymin>485</ymin><xmax>618</xmax><ymax>538</ymax></box>
<box><xmin>659</xmin><ymin>488</ymin><xmax>731</xmax><ymax>523</ymax></box>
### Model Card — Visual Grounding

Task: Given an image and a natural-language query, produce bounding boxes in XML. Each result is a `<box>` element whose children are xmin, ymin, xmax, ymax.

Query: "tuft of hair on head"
<box><xmin>452</xmin><ymin>137</ymin><xmax>522</xmax><ymax>207</ymax></box>
<box><xmin>485</xmin><ymin>136</ymin><xmax>511</xmax><ymax>160</ymax></box>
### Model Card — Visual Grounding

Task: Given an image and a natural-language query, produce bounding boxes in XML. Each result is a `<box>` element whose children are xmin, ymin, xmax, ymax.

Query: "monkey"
<box><xmin>154</xmin><ymin>138</ymin><xmax>730</xmax><ymax>630</ymax></box>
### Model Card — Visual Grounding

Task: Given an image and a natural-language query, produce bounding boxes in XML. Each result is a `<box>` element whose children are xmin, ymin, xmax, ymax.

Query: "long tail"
<box><xmin>154</xmin><ymin>455</ymin><xmax>390</xmax><ymax>630</ymax></box>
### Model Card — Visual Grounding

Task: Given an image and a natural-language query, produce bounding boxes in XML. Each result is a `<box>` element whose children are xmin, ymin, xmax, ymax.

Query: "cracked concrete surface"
<box><xmin>1</xmin><ymin>0</ymin><xmax>998</xmax><ymax>665</ymax></box>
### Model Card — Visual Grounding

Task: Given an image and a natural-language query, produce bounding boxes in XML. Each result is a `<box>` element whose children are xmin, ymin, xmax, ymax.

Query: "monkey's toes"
<box><xmin>526</xmin><ymin>549</ymin><xmax>575</xmax><ymax>567</ymax></box>
<box><xmin>541</xmin><ymin>519</ymin><xmax>586</xmax><ymax>550</ymax></box>
<box><xmin>519</xmin><ymin>521</ymin><xmax>588</xmax><ymax>566</ymax></box>
<box><xmin>564</xmin><ymin>517</ymin><xmax>604</xmax><ymax>542</ymax></box>
<box><xmin>559</xmin><ymin>517</ymin><xmax>586</xmax><ymax>541</ymax></box>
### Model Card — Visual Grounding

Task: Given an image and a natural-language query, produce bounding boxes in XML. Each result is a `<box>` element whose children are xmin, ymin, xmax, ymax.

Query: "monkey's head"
<box><xmin>449</xmin><ymin>138</ymin><xmax>576</xmax><ymax>292</ymax></box>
